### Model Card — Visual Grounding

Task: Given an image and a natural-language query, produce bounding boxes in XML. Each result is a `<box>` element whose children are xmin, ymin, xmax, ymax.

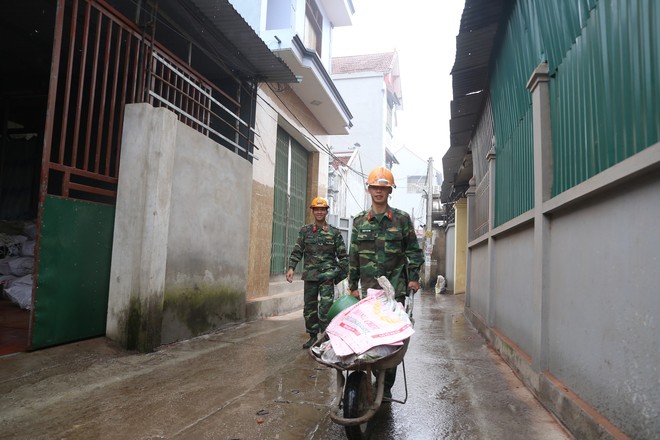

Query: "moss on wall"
<box><xmin>163</xmin><ymin>284</ymin><xmax>245</xmax><ymax>337</ymax></box>
<box><xmin>118</xmin><ymin>295</ymin><xmax>163</xmax><ymax>353</ymax></box>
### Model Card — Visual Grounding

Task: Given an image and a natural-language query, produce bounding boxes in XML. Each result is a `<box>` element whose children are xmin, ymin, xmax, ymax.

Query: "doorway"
<box><xmin>0</xmin><ymin>1</ymin><xmax>54</xmax><ymax>355</ymax></box>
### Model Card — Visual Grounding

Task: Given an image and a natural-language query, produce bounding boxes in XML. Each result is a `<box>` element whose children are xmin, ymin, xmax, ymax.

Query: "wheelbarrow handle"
<box><xmin>406</xmin><ymin>288</ymin><xmax>415</xmax><ymax>319</ymax></box>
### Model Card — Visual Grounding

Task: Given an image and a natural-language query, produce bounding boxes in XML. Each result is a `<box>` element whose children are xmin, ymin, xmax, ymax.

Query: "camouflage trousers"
<box><xmin>303</xmin><ymin>279</ymin><xmax>335</xmax><ymax>335</ymax></box>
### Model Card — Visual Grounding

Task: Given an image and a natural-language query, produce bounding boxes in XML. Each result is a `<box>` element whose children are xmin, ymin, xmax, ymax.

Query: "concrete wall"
<box><xmin>492</xmin><ymin>226</ymin><xmax>534</xmax><ymax>357</ymax></box>
<box><xmin>107</xmin><ymin>105</ymin><xmax>177</xmax><ymax>352</ymax></box>
<box><xmin>468</xmin><ymin>166</ymin><xmax>660</xmax><ymax>439</ymax></box>
<box><xmin>464</xmin><ymin>81</ymin><xmax>660</xmax><ymax>438</ymax></box>
<box><xmin>107</xmin><ymin>104</ymin><xmax>252</xmax><ymax>350</ymax></box>
<box><xmin>546</xmin><ymin>172</ymin><xmax>660</xmax><ymax>438</ymax></box>
<box><xmin>161</xmin><ymin>122</ymin><xmax>252</xmax><ymax>344</ymax></box>
<box><xmin>467</xmin><ymin>241</ymin><xmax>488</xmax><ymax>319</ymax></box>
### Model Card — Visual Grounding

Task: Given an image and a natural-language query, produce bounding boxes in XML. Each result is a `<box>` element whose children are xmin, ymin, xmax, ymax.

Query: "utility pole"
<box><xmin>424</xmin><ymin>157</ymin><xmax>433</xmax><ymax>287</ymax></box>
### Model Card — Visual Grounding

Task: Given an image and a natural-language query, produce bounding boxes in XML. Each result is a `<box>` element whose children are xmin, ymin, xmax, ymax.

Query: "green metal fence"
<box><xmin>490</xmin><ymin>0</ymin><xmax>659</xmax><ymax>223</ymax></box>
<box><xmin>490</xmin><ymin>1</ymin><xmax>537</xmax><ymax>226</ymax></box>
<box><xmin>548</xmin><ymin>0</ymin><xmax>660</xmax><ymax>195</ymax></box>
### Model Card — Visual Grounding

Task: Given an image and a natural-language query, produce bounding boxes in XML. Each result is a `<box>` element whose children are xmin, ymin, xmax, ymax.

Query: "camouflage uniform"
<box><xmin>348</xmin><ymin>206</ymin><xmax>424</xmax><ymax>299</ymax></box>
<box><xmin>288</xmin><ymin>223</ymin><xmax>349</xmax><ymax>336</ymax></box>
<box><xmin>348</xmin><ymin>205</ymin><xmax>424</xmax><ymax>398</ymax></box>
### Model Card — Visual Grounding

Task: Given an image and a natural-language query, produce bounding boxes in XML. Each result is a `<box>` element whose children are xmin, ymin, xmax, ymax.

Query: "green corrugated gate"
<box><xmin>28</xmin><ymin>0</ymin><xmax>121</xmax><ymax>349</ymax></box>
<box><xmin>32</xmin><ymin>196</ymin><xmax>115</xmax><ymax>349</ymax></box>
<box><xmin>270</xmin><ymin>127</ymin><xmax>308</xmax><ymax>274</ymax></box>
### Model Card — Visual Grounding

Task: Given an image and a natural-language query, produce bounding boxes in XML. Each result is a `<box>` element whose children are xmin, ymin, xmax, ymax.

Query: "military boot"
<box><xmin>302</xmin><ymin>334</ymin><xmax>317</xmax><ymax>349</ymax></box>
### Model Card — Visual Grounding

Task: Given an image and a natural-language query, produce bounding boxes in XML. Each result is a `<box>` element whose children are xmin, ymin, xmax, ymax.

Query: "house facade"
<box><xmin>1</xmin><ymin>0</ymin><xmax>349</xmax><ymax>353</ymax></box>
<box><xmin>227</xmin><ymin>0</ymin><xmax>355</xmax><ymax>318</ymax></box>
<box><xmin>442</xmin><ymin>0</ymin><xmax>660</xmax><ymax>438</ymax></box>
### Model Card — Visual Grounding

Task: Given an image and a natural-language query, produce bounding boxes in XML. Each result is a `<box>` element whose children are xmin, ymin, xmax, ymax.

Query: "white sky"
<box><xmin>332</xmin><ymin>0</ymin><xmax>465</xmax><ymax>169</ymax></box>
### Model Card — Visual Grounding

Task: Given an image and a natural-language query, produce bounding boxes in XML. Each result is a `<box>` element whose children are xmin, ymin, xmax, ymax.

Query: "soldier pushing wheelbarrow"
<box><xmin>347</xmin><ymin>166</ymin><xmax>424</xmax><ymax>399</ymax></box>
<box><xmin>309</xmin><ymin>277</ymin><xmax>416</xmax><ymax>440</ymax></box>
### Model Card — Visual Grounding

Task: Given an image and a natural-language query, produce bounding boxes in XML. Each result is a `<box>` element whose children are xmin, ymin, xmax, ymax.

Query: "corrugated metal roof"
<box><xmin>160</xmin><ymin>0</ymin><xmax>297</xmax><ymax>83</ymax></box>
<box><xmin>441</xmin><ymin>0</ymin><xmax>508</xmax><ymax>203</ymax></box>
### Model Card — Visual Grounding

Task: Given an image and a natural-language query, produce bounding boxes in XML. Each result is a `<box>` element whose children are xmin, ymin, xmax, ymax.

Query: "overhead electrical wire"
<box><xmin>260</xmin><ymin>83</ymin><xmax>368</xmax><ymax>180</ymax></box>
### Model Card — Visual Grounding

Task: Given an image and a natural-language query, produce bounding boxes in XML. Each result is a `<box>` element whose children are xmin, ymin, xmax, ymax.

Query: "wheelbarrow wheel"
<box><xmin>343</xmin><ymin>371</ymin><xmax>371</xmax><ymax>440</ymax></box>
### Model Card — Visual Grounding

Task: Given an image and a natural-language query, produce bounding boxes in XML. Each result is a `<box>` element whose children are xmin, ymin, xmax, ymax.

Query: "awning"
<box><xmin>158</xmin><ymin>0</ymin><xmax>297</xmax><ymax>84</ymax></box>
<box><xmin>441</xmin><ymin>0</ymin><xmax>508</xmax><ymax>203</ymax></box>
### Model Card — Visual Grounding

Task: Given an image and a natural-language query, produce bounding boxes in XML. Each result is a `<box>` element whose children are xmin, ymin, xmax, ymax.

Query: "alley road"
<box><xmin>0</xmin><ymin>292</ymin><xmax>571</xmax><ymax>439</ymax></box>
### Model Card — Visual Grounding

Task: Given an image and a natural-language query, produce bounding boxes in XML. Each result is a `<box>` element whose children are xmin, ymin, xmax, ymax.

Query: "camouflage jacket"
<box><xmin>288</xmin><ymin>223</ymin><xmax>349</xmax><ymax>282</ymax></box>
<box><xmin>348</xmin><ymin>206</ymin><xmax>424</xmax><ymax>297</ymax></box>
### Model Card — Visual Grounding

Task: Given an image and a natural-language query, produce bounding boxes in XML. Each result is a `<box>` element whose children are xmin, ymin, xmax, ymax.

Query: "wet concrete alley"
<box><xmin>0</xmin><ymin>292</ymin><xmax>572</xmax><ymax>439</ymax></box>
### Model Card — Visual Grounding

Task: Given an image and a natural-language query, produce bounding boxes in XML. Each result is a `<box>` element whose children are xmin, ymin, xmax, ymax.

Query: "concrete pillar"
<box><xmin>453</xmin><ymin>198</ymin><xmax>468</xmax><ymax>294</ymax></box>
<box><xmin>106</xmin><ymin>104</ymin><xmax>177</xmax><ymax>352</ymax></box>
<box><xmin>527</xmin><ymin>62</ymin><xmax>553</xmax><ymax>372</ymax></box>
<box><xmin>445</xmin><ymin>224</ymin><xmax>455</xmax><ymax>292</ymax></box>
<box><xmin>466</xmin><ymin>177</ymin><xmax>477</xmax><ymax>243</ymax></box>
<box><xmin>486</xmin><ymin>146</ymin><xmax>497</xmax><ymax>326</ymax></box>
<box><xmin>465</xmin><ymin>178</ymin><xmax>477</xmax><ymax>306</ymax></box>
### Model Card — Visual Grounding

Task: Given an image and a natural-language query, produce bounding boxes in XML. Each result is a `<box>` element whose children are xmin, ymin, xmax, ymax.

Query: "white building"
<box><xmin>329</xmin><ymin>52</ymin><xmax>402</xmax><ymax>217</ymax></box>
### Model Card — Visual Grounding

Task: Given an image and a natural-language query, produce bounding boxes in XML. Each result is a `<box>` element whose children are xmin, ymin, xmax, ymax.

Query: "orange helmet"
<box><xmin>366</xmin><ymin>166</ymin><xmax>396</xmax><ymax>188</ymax></box>
<box><xmin>310</xmin><ymin>196</ymin><xmax>329</xmax><ymax>209</ymax></box>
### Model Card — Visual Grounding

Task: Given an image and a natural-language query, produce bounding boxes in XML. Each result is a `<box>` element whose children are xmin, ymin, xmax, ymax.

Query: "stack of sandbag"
<box><xmin>313</xmin><ymin>276</ymin><xmax>414</xmax><ymax>367</ymax></box>
<box><xmin>0</xmin><ymin>221</ymin><xmax>36</xmax><ymax>310</ymax></box>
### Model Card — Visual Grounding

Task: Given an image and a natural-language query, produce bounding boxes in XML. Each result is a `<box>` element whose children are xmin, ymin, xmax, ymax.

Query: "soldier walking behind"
<box><xmin>286</xmin><ymin>197</ymin><xmax>349</xmax><ymax>349</ymax></box>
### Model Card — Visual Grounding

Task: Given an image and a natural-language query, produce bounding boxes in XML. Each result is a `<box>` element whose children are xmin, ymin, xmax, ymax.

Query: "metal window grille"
<box><xmin>43</xmin><ymin>0</ymin><xmax>254</xmax><ymax>206</ymax></box>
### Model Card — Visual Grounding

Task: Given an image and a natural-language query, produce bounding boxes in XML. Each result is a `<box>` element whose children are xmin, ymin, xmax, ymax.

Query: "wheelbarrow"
<box><xmin>308</xmin><ymin>289</ymin><xmax>415</xmax><ymax>440</ymax></box>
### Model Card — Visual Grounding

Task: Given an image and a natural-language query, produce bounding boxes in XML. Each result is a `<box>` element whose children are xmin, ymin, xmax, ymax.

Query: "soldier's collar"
<box><xmin>367</xmin><ymin>209</ymin><xmax>392</xmax><ymax>221</ymax></box>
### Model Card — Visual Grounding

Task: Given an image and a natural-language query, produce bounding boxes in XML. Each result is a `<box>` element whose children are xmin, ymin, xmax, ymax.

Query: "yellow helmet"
<box><xmin>366</xmin><ymin>166</ymin><xmax>396</xmax><ymax>188</ymax></box>
<box><xmin>310</xmin><ymin>196</ymin><xmax>329</xmax><ymax>209</ymax></box>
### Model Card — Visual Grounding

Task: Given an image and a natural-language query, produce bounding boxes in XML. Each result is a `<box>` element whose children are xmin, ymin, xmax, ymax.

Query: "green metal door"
<box><xmin>32</xmin><ymin>196</ymin><xmax>115</xmax><ymax>348</ymax></box>
<box><xmin>270</xmin><ymin>127</ymin><xmax>308</xmax><ymax>274</ymax></box>
<box><xmin>30</xmin><ymin>0</ymin><xmax>128</xmax><ymax>349</ymax></box>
